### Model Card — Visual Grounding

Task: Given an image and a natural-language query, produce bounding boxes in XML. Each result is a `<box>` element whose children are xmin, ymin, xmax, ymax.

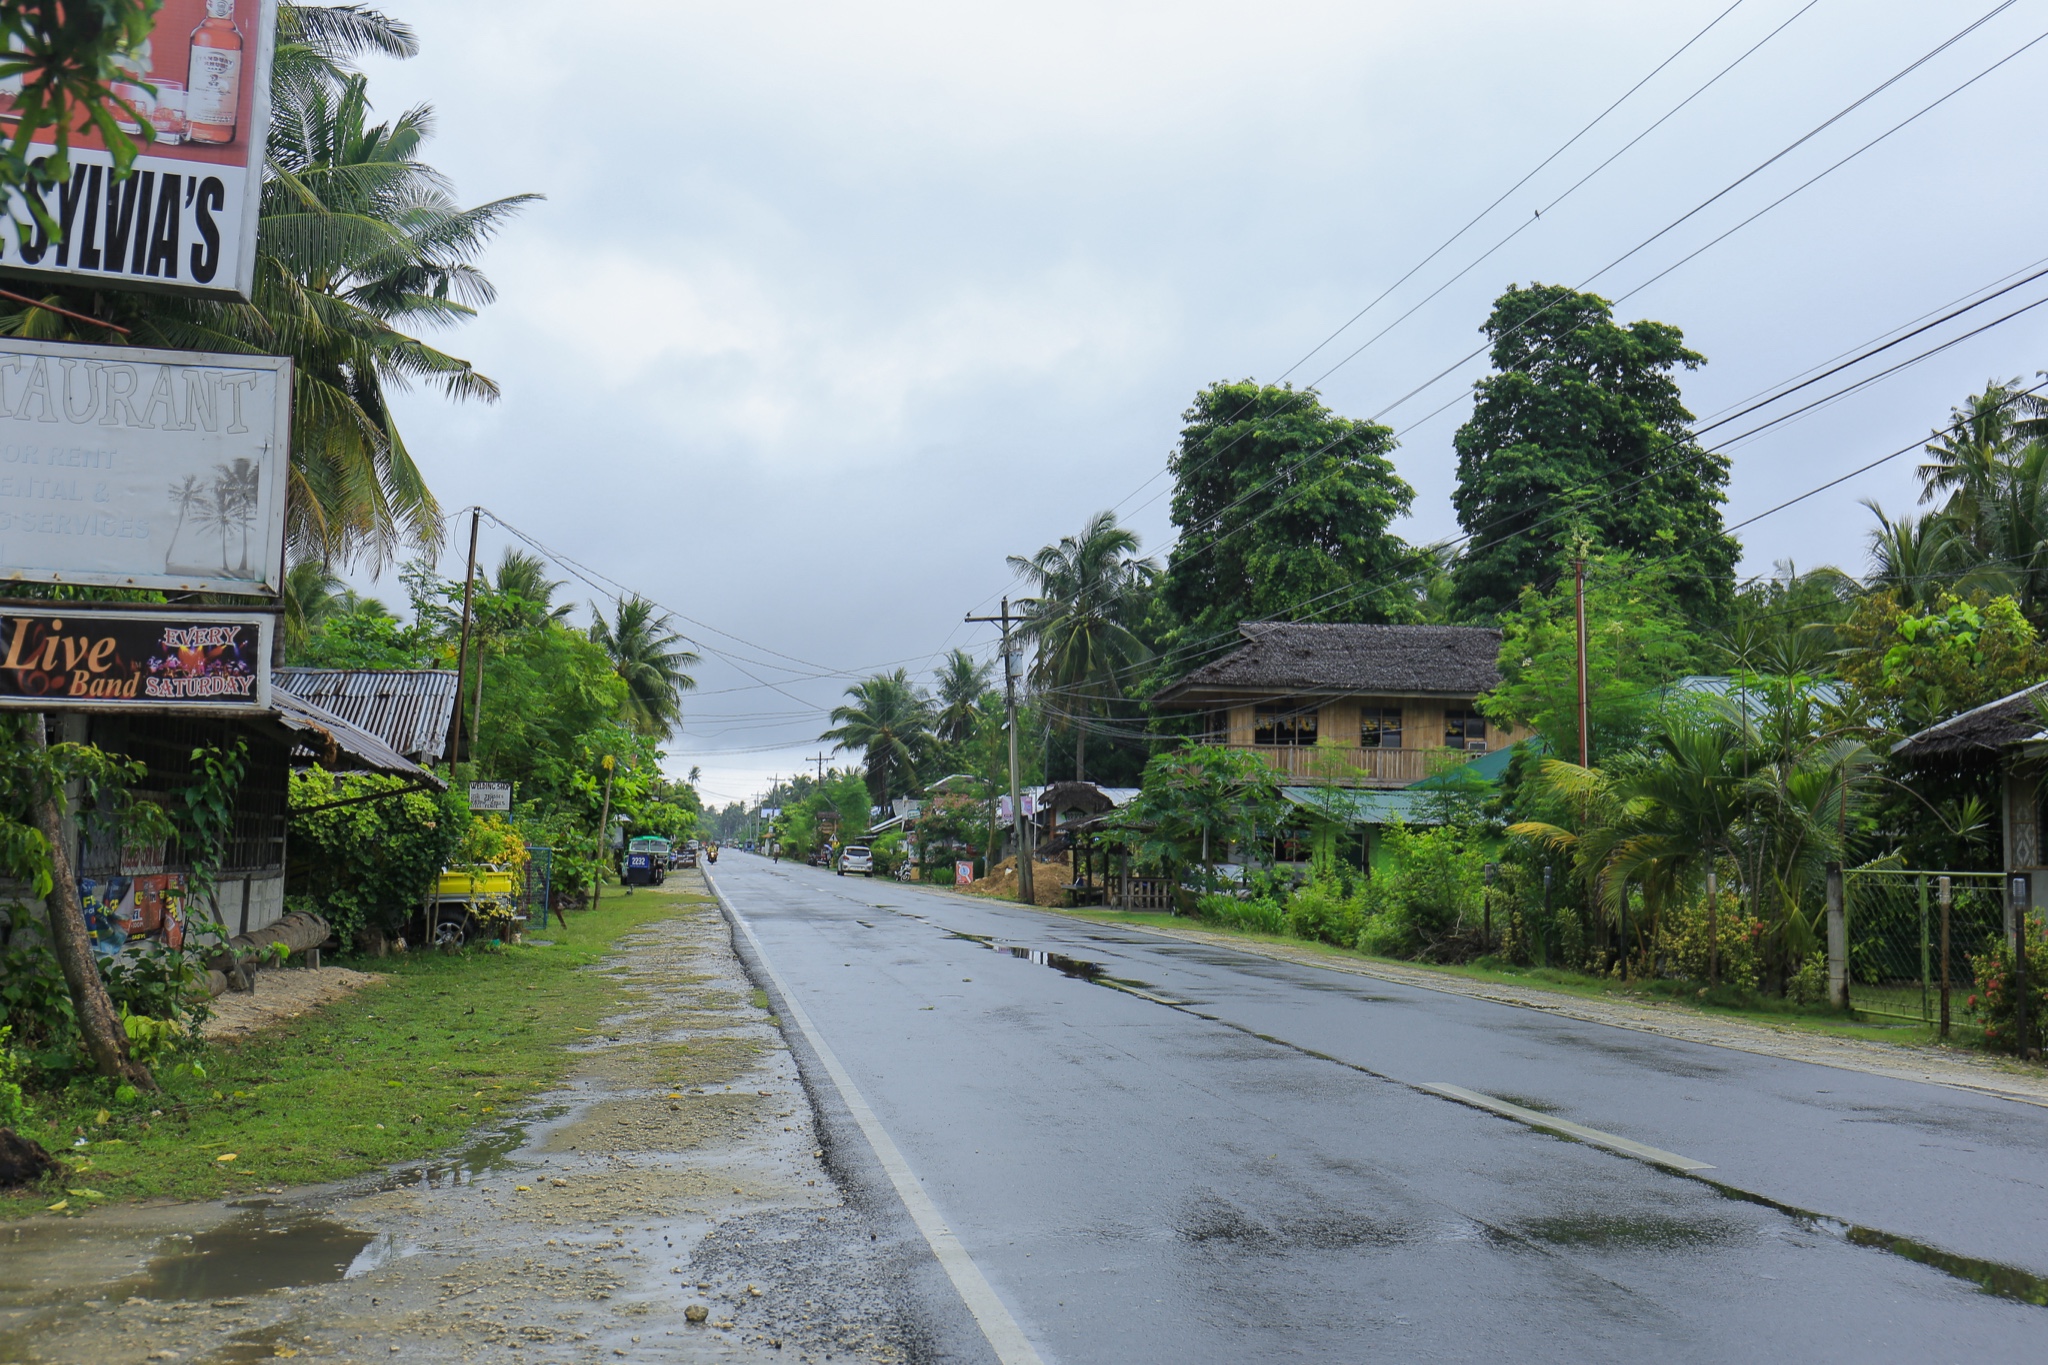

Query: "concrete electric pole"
<box><xmin>968</xmin><ymin>598</ymin><xmax>1032</xmax><ymax>905</ymax></box>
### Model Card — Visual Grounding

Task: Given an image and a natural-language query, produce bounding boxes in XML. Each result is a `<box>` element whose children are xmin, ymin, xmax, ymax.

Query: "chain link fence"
<box><xmin>1843</xmin><ymin>869</ymin><xmax>2005</xmax><ymax>1027</ymax></box>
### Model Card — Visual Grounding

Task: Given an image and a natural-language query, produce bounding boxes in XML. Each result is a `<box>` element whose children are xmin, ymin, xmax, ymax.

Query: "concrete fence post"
<box><xmin>1827</xmin><ymin>862</ymin><xmax>1848</xmax><ymax>1010</ymax></box>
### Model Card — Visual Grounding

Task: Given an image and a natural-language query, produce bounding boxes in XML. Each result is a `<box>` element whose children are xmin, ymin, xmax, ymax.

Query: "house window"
<box><xmin>1273</xmin><ymin>828</ymin><xmax>1312</xmax><ymax>864</ymax></box>
<box><xmin>1254</xmin><ymin>703</ymin><xmax>1319</xmax><ymax>747</ymax></box>
<box><xmin>1446</xmin><ymin>708</ymin><xmax>1488</xmax><ymax>749</ymax></box>
<box><xmin>1360</xmin><ymin>705</ymin><xmax>1404</xmax><ymax>749</ymax></box>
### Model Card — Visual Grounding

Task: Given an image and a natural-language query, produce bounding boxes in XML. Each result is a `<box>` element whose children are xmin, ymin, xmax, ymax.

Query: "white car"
<box><xmin>838</xmin><ymin>845</ymin><xmax>874</xmax><ymax>877</ymax></box>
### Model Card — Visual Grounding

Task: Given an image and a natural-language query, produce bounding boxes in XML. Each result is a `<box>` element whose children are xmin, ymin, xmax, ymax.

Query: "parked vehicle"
<box><xmin>625</xmin><ymin>836</ymin><xmax>671</xmax><ymax>886</ymax></box>
<box><xmin>838</xmin><ymin>845</ymin><xmax>874</xmax><ymax>876</ymax></box>
<box><xmin>426</xmin><ymin>864</ymin><xmax>521</xmax><ymax>947</ymax></box>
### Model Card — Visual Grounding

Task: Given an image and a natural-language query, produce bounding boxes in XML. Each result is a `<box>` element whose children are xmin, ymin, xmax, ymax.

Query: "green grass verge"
<box><xmin>1054</xmin><ymin>907</ymin><xmax>1984</xmax><ymax>1050</ymax></box>
<box><xmin>3</xmin><ymin>886</ymin><xmax>707</xmax><ymax>1221</ymax></box>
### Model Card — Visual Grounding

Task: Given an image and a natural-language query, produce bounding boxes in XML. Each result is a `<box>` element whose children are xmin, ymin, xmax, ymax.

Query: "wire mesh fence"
<box><xmin>523</xmin><ymin>846</ymin><xmax>553</xmax><ymax>921</ymax></box>
<box><xmin>1843</xmin><ymin>869</ymin><xmax>2005</xmax><ymax>1027</ymax></box>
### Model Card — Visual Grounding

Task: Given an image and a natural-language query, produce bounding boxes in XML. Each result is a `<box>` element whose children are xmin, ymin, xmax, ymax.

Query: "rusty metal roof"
<box><xmin>273</xmin><ymin>668</ymin><xmax>459</xmax><ymax>763</ymax></box>
<box><xmin>272</xmin><ymin>689</ymin><xmax>446</xmax><ymax>788</ymax></box>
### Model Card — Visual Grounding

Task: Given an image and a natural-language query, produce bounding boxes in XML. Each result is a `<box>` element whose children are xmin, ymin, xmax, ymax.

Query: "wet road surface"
<box><xmin>712</xmin><ymin>853</ymin><xmax>2048</xmax><ymax>1363</ymax></box>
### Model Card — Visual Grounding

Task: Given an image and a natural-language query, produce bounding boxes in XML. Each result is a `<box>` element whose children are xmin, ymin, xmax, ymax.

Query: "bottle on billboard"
<box><xmin>187</xmin><ymin>0</ymin><xmax>243</xmax><ymax>145</ymax></box>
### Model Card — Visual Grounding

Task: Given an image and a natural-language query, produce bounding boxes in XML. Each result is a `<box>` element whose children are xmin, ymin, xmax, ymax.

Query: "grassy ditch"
<box><xmin>1052</xmin><ymin>906</ymin><xmax>1974</xmax><ymax>1049</ymax></box>
<box><xmin>2</xmin><ymin>884</ymin><xmax>708</xmax><ymax>1220</ymax></box>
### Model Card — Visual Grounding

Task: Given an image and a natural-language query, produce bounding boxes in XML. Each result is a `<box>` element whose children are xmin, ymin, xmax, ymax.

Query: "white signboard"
<box><xmin>0</xmin><ymin>337</ymin><xmax>290</xmax><ymax>595</ymax></box>
<box><xmin>468</xmin><ymin>781</ymin><xmax>513</xmax><ymax>812</ymax></box>
<box><xmin>0</xmin><ymin>1</ymin><xmax>279</xmax><ymax>300</ymax></box>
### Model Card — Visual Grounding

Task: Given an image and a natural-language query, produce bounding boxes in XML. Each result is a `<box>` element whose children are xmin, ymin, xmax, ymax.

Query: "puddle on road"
<box><xmin>137</xmin><ymin>1208</ymin><xmax>377</xmax><ymax>1300</ymax></box>
<box><xmin>1004</xmin><ymin>945</ymin><xmax>1104</xmax><ymax>980</ymax></box>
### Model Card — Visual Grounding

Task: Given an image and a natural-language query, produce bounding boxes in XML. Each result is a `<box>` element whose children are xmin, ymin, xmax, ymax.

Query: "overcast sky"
<box><xmin>351</xmin><ymin>0</ymin><xmax>2048</xmax><ymax>809</ymax></box>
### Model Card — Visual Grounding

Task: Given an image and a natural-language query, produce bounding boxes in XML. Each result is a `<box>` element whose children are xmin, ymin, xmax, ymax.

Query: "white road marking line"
<box><xmin>705</xmin><ymin>868</ymin><xmax>1049</xmax><ymax>1365</ymax></box>
<box><xmin>1419</xmin><ymin>1083</ymin><xmax>1716</xmax><ymax>1172</ymax></box>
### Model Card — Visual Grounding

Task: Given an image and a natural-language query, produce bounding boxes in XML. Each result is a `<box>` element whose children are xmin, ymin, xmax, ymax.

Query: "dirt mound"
<box><xmin>962</xmin><ymin>856</ymin><xmax>1071</xmax><ymax>907</ymax></box>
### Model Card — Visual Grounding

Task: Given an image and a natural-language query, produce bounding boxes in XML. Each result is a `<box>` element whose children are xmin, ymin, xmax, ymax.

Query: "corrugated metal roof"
<box><xmin>1281</xmin><ymin>786</ymin><xmax>1435</xmax><ymax>825</ymax></box>
<box><xmin>273</xmin><ymin>668</ymin><xmax>459</xmax><ymax>763</ymax></box>
<box><xmin>272</xmin><ymin>689</ymin><xmax>446</xmax><ymax>788</ymax></box>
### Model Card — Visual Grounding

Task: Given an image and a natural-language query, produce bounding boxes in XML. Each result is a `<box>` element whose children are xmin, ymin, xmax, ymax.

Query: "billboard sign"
<box><xmin>1</xmin><ymin>0</ymin><xmax>279</xmax><ymax>300</ymax></box>
<box><xmin>0</xmin><ymin>607</ymin><xmax>271</xmax><ymax>710</ymax></box>
<box><xmin>0</xmin><ymin>336</ymin><xmax>289</xmax><ymax>595</ymax></box>
<box><xmin>468</xmin><ymin>781</ymin><xmax>513</xmax><ymax>812</ymax></box>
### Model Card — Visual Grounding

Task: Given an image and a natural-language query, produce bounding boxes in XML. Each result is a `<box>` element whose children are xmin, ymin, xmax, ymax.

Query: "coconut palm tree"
<box><xmin>283</xmin><ymin>556</ymin><xmax>346</xmax><ymax>649</ymax></box>
<box><xmin>932</xmin><ymin>649</ymin><xmax>993</xmax><ymax>746</ymax></box>
<box><xmin>588</xmin><ymin>596</ymin><xmax>698</xmax><ymax>737</ymax></box>
<box><xmin>1863</xmin><ymin>500</ymin><xmax>1968</xmax><ymax>609</ymax></box>
<box><xmin>822</xmin><ymin>671</ymin><xmax>933</xmax><ymax>807</ymax></box>
<box><xmin>1918</xmin><ymin>381</ymin><xmax>2028</xmax><ymax>521</ymax></box>
<box><xmin>492</xmin><ymin>548</ymin><xmax>573</xmax><ymax>625</ymax></box>
<box><xmin>1009</xmin><ymin>510</ymin><xmax>1157</xmax><ymax>782</ymax></box>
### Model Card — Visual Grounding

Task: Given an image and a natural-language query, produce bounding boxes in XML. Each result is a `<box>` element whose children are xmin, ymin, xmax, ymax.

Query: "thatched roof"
<box><xmin>1152</xmin><ymin>622</ymin><xmax>1502</xmax><ymax>706</ymax></box>
<box><xmin>1891</xmin><ymin>681</ymin><xmax>2048</xmax><ymax>763</ymax></box>
<box><xmin>1041</xmin><ymin>781</ymin><xmax>1115</xmax><ymax>818</ymax></box>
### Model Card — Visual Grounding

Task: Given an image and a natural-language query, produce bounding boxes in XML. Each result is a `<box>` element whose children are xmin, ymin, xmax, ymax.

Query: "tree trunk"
<box><xmin>29</xmin><ymin>717</ymin><xmax>155</xmax><ymax>1091</ymax></box>
<box><xmin>1074</xmin><ymin>723</ymin><xmax>1086</xmax><ymax>784</ymax></box>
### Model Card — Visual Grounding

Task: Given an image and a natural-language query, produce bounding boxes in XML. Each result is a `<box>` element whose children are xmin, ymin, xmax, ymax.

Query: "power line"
<box><xmin>1112</xmin><ymin>14</ymin><xmax>2048</xmax><ymax>622</ymax></box>
<box><xmin>964</xmin><ymin>2</ymin><xmax>1786</xmax><ymax>619</ymax></box>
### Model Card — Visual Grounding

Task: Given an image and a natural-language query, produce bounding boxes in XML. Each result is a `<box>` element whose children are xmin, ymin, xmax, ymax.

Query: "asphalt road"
<box><xmin>710</xmin><ymin>852</ymin><xmax>2048</xmax><ymax>1363</ymax></box>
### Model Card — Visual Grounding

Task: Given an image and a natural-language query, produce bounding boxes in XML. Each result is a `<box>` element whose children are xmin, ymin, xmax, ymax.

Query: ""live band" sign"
<box><xmin>0</xmin><ymin>608</ymin><xmax>271</xmax><ymax>711</ymax></box>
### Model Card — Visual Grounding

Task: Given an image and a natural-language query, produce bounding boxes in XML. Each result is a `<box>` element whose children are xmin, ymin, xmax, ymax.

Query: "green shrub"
<box><xmin>1197</xmin><ymin>893</ymin><xmax>1286</xmax><ymax>936</ymax></box>
<box><xmin>288</xmin><ymin>769</ymin><xmax>468</xmax><ymax>949</ymax></box>
<box><xmin>1355</xmin><ymin>911</ymin><xmax>1408</xmax><ymax>957</ymax></box>
<box><xmin>0</xmin><ymin>1024</ymin><xmax>31</xmax><ymax>1128</ymax></box>
<box><xmin>1284</xmin><ymin>877</ymin><xmax>1370</xmax><ymax>947</ymax></box>
<box><xmin>1787</xmin><ymin>949</ymin><xmax>1829</xmax><ymax>1005</ymax></box>
<box><xmin>1659</xmin><ymin>886</ymin><xmax>1763</xmax><ymax>992</ymax></box>
<box><xmin>1966</xmin><ymin>914</ymin><xmax>2048</xmax><ymax>1053</ymax></box>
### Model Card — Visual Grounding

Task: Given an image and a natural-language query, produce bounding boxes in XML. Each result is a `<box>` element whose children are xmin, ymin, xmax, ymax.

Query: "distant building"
<box><xmin>1150</xmin><ymin>622</ymin><xmax>1531</xmax><ymax>788</ymax></box>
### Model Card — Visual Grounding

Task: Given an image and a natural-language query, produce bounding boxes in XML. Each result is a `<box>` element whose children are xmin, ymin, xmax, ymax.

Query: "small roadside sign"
<box><xmin>955</xmin><ymin>860</ymin><xmax>975</xmax><ymax>886</ymax></box>
<box><xmin>469</xmin><ymin>781</ymin><xmax>513</xmax><ymax>812</ymax></box>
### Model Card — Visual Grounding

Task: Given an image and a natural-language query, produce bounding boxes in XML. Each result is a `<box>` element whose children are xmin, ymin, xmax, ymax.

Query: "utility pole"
<box><xmin>448</xmin><ymin>509</ymin><xmax>480</xmax><ymax>767</ymax></box>
<box><xmin>1574</xmin><ymin>556</ymin><xmax>1590</xmax><ymax>769</ymax></box>
<box><xmin>808</xmin><ymin>752</ymin><xmax>829</xmax><ymax>785</ymax></box>
<box><xmin>968</xmin><ymin>598</ymin><xmax>1032</xmax><ymax>905</ymax></box>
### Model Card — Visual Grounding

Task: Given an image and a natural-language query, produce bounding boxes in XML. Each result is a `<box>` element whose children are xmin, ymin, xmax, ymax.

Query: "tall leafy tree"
<box><xmin>1449</xmin><ymin>284</ymin><xmax>1736</xmax><ymax>623</ymax></box>
<box><xmin>1484</xmin><ymin>554</ymin><xmax>1707</xmax><ymax>763</ymax></box>
<box><xmin>1011</xmin><ymin>511</ymin><xmax>1155</xmax><ymax>783</ymax></box>
<box><xmin>822</xmin><ymin>670</ymin><xmax>932</xmax><ymax>806</ymax></box>
<box><xmin>1157</xmin><ymin>382</ymin><xmax>1419</xmax><ymax>654</ymax></box>
<box><xmin>587</xmin><ymin>596</ymin><xmax>698</xmax><ymax>738</ymax></box>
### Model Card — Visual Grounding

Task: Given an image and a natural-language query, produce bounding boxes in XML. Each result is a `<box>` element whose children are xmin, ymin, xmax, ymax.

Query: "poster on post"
<box><xmin>0</xmin><ymin>336</ymin><xmax>289</xmax><ymax>595</ymax></box>
<box><xmin>0</xmin><ymin>0</ymin><xmax>280</xmax><ymax>300</ymax></box>
<box><xmin>0</xmin><ymin>607</ymin><xmax>272</xmax><ymax>710</ymax></box>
